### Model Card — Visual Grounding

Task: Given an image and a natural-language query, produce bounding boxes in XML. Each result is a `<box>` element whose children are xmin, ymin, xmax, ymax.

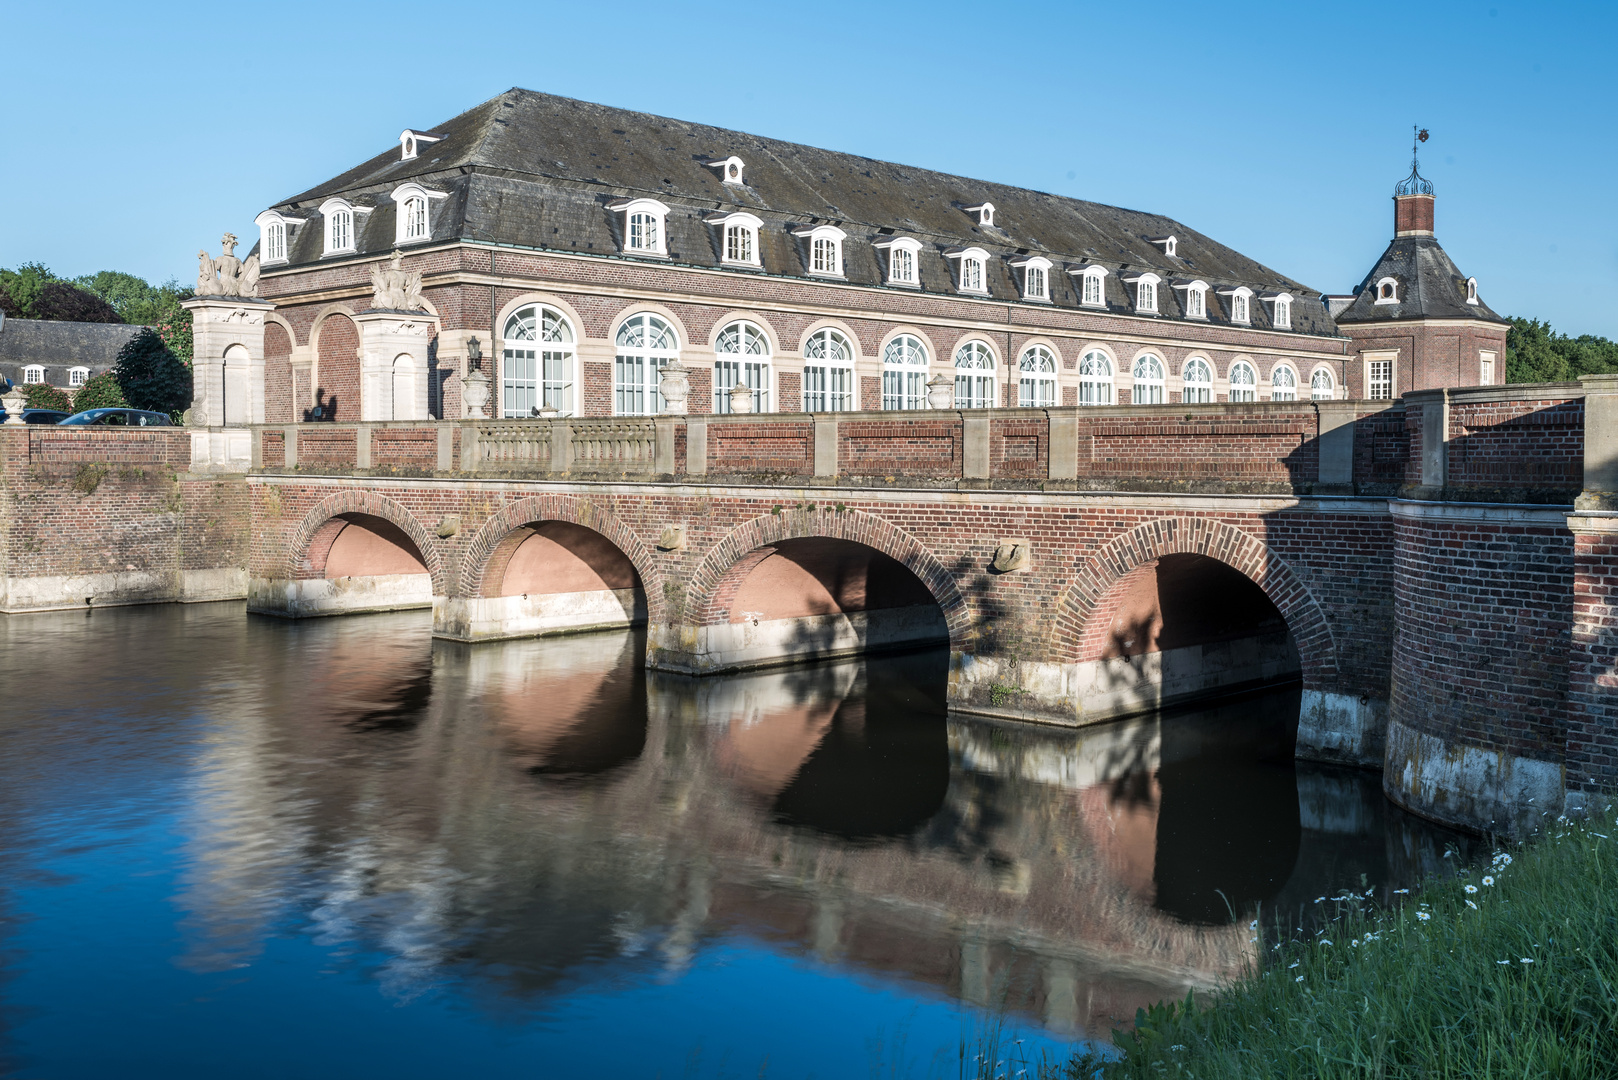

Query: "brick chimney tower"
<box><xmin>1393</xmin><ymin>132</ymin><xmax>1435</xmax><ymax>238</ymax></box>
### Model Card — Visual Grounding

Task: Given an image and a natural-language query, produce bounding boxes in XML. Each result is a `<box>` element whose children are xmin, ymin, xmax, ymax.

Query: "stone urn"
<box><xmin>2</xmin><ymin>386</ymin><xmax>26</xmax><ymax>425</ymax></box>
<box><xmin>462</xmin><ymin>365</ymin><xmax>491</xmax><ymax>420</ymax></box>
<box><xmin>658</xmin><ymin>360</ymin><xmax>691</xmax><ymax>414</ymax></box>
<box><xmin>533</xmin><ymin>403</ymin><xmax>560</xmax><ymax>418</ymax></box>
<box><xmin>926</xmin><ymin>373</ymin><xmax>955</xmax><ymax>410</ymax></box>
<box><xmin>728</xmin><ymin>382</ymin><xmax>756</xmax><ymax>415</ymax></box>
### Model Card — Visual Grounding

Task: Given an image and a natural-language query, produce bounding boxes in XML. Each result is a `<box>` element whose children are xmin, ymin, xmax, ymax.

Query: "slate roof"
<box><xmin>1335</xmin><ymin>236</ymin><xmax>1506</xmax><ymax>325</ymax></box>
<box><xmin>0</xmin><ymin>316</ymin><xmax>139</xmax><ymax>388</ymax></box>
<box><xmin>266</xmin><ymin>88</ymin><xmax>1339</xmax><ymax>338</ymax></box>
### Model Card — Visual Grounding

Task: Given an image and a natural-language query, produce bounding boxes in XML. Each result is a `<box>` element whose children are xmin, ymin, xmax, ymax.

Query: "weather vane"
<box><xmin>1412</xmin><ymin>125</ymin><xmax>1429</xmax><ymax>172</ymax></box>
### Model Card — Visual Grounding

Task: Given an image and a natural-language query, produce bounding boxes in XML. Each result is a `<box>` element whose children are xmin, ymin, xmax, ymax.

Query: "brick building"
<box><xmin>0</xmin><ymin>314</ymin><xmax>140</xmax><ymax>396</ymax></box>
<box><xmin>245</xmin><ymin>88</ymin><xmax>1501</xmax><ymax>426</ymax></box>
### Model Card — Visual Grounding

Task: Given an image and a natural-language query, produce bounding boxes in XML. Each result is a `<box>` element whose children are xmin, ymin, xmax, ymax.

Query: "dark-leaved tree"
<box><xmin>73</xmin><ymin>373</ymin><xmax>128</xmax><ymax>411</ymax></box>
<box><xmin>32</xmin><ymin>282</ymin><xmax>123</xmax><ymax>324</ymax></box>
<box><xmin>113</xmin><ymin>328</ymin><xmax>191</xmax><ymax>414</ymax></box>
<box><xmin>22</xmin><ymin>383</ymin><xmax>73</xmax><ymax>412</ymax></box>
<box><xmin>1507</xmin><ymin>317</ymin><xmax>1618</xmax><ymax>383</ymax></box>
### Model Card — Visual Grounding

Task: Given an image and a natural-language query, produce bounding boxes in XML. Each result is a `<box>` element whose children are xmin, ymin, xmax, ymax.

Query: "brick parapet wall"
<box><xmin>1567</xmin><ymin>516</ymin><xmax>1618</xmax><ymax>795</ymax></box>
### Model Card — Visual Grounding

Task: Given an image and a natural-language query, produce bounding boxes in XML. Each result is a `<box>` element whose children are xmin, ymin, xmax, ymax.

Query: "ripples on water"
<box><xmin>0</xmin><ymin>604</ymin><xmax>1473</xmax><ymax>1078</ymax></box>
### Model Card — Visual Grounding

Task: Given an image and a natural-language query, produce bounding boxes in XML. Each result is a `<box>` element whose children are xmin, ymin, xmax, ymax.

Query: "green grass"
<box><xmin>1033</xmin><ymin>806</ymin><xmax>1618</xmax><ymax>1080</ymax></box>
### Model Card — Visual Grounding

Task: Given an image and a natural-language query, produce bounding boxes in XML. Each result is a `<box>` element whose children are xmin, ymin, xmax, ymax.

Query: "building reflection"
<box><xmin>160</xmin><ymin>614</ymin><xmax>1471</xmax><ymax>1037</ymax></box>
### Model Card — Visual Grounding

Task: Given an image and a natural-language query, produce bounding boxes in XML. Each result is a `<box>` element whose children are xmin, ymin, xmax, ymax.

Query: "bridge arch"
<box><xmin>684</xmin><ymin>507</ymin><xmax>971</xmax><ymax>649</ymax></box>
<box><xmin>1056</xmin><ymin>517</ymin><xmax>1339</xmax><ymax>687</ymax></box>
<box><xmin>288</xmin><ymin>490</ymin><xmax>445</xmax><ymax>594</ymax></box>
<box><xmin>457</xmin><ymin>495</ymin><xmax>666</xmax><ymax>623</ymax></box>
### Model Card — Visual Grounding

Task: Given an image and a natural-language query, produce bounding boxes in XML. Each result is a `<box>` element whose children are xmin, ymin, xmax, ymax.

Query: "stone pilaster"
<box><xmin>353</xmin><ymin>310</ymin><xmax>433</xmax><ymax>421</ymax></box>
<box><xmin>181</xmin><ymin>296</ymin><xmax>274</xmax><ymax>472</ymax></box>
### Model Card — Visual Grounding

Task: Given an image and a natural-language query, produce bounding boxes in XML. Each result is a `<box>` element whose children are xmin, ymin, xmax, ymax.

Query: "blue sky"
<box><xmin>5</xmin><ymin>0</ymin><xmax>1614</xmax><ymax>337</ymax></box>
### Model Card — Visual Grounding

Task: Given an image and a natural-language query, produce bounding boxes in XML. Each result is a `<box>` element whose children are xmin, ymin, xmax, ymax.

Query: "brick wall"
<box><xmin>316</xmin><ymin>313</ymin><xmax>360</xmax><ymax>421</ymax></box>
<box><xmin>265</xmin><ymin>322</ymin><xmax>294</xmax><ymax>424</ymax></box>
<box><xmin>1567</xmin><ymin>520</ymin><xmax>1618</xmax><ymax>796</ymax></box>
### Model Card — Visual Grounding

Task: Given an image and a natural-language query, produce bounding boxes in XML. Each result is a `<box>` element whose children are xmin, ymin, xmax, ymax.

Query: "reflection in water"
<box><xmin>0</xmin><ymin>605</ymin><xmax>1475</xmax><ymax>1078</ymax></box>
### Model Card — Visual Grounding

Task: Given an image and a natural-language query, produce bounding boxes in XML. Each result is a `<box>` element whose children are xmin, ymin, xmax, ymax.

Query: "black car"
<box><xmin>59</xmin><ymin>408</ymin><xmax>175</xmax><ymax>428</ymax></box>
<box><xmin>1</xmin><ymin>408</ymin><xmax>71</xmax><ymax>424</ymax></box>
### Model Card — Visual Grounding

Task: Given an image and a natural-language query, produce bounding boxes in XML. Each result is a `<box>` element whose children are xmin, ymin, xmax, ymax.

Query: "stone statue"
<box><xmin>369</xmin><ymin>250</ymin><xmax>424</xmax><ymax>312</ymax></box>
<box><xmin>195</xmin><ymin>233</ymin><xmax>260</xmax><ymax>298</ymax></box>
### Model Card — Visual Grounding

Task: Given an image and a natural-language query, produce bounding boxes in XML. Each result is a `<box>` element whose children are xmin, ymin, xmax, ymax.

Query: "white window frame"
<box><xmin>874</xmin><ymin>236</ymin><xmax>922</xmax><ymax>287</ymax></box>
<box><xmin>1182</xmin><ymin>357</ymin><xmax>1213</xmax><ymax>403</ymax></box>
<box><xmin>713</xmin><ymin>320</ymin><xmax>773</xmax><ymax>414</ymax></box>
<box><xmin>954</xmin><ymin>340</ymin><xmax>997</xmax><ymax>409</ymax></box>
<box><xmin>1078</xmin><ymin>350</ymin><xmax>1114</xmax><ymax>406</ymax></box>
<box><xmin>254</xmin><ymin>210</ymin><xmax>296</xmax><ymax>265</ymax></box>
<box><xmin>390</xmin><ymin>183</ymin><xmax>446</xmax><ymax>246</ymax></box>
<box><xmin>614</xmin><ymin>312</ymin><xmax>679</xmax><ymax>416</ymax></box>
<box><xmin>706</xmin><ymin>211</ymin><xmax>762</xmax><ymax>268</ymax></box>
<box><xmin>1131</xmin><ymin>353</ymin><xmax>1165</xmax><ymax>404</ymax></box>
<box><xmin>1263</xmin><ymin>291</ymin><xmax>1295</xmax><ymax>330</ymax></box>
<box><xmin>1310</xmin><ymin>366</ymin><xmax>1336</xmax><ymax>401</ymax></box>
<box><xmin>1009</xmin><ymin>255</ymin><xmax>1052</xmax><ymax>302</ymax></box>
<box><xmin>792</xmin><ymin>224</ymin><xmax>846</xmax><ymax>278</ymax></box>
<box><xmin>609</xmin><ymin>198</ymin><xmax>671</xmax><ymax>256</ymax></box>
<box><xmin>803</xmin><ymin>328</ymin><xmax>855</xmax><ymax>412</ymax></box>
<box><xmin>22</xmin><ymin>365</ymin><xmax>45</xmax><ymax>385</ymax></box>
<box><xmin>1219</xmin><ymin>285</ymin><xmax>1254</xmax><ymax>325</ymax></box>
<box><xmin>502</xmin><ymin>304</ymin><xmax>577</xmax><ymax>417</ymax></box>
<box><xmin>965</xmin><ymin>202</ymin><xmax>995</xmax><ymax>227</ymax></box>
<box><xmin>1173</xmin><ymin>279</ymin><xmax>1210</xmax><ymax>319</ymax></box>
<box><xmin>1374</xmin><ymin>277</ymin><xmax>1399</xmax><ymax>305</ymax></box>
<box><xmin>947</xmin><ymin>247</ymin><xmax>991</xmax><ymax>295</ymax></box>
<box><xmin>1228</xmin><ymin>360</ymin><xmax>1257</xmax><ymax>402</ymax></box>
<box><xmin>1270</xmin><ymin>364</ymin><xmax>1298</xmax><ymax>402</ymax></box>
<box><xmin>1149</xmin><ymin>235</ymin><xmax>1178</xmax><ymax>258</ymax></box>
<box><xmin>704</xmin><ymin>156</ymin><xmax>747</xmax><ymax>185</ymax></box>
<box><xmin>1480</xmin><ymin>350</ymin><xmax>1496</xmax><ymax>385</ymax></box>
<box><xmin>882</xmin><ymin>334</ymin><xmax>930</xmax><ymax>410</ymax></box>
<box><xmin>398</xmin><ymin>129</ymin><xmax>443</xmax><ymax>161</ymax></box>
<box><xmin>1365</xmin><ymin>351</ymin><xmax>1397</xmax><ymax>400</ymax></box>
<box><xmin>1019</xmin><ymin>345</ymin><xmax>1058</xmax><ymax>407</ymax></box>
<box><xmin>68</xmin><ymin>367</ymin><xmax>89</xmax><ymax>388</ymax></box>
<box><xmin>1125</xmin><ymin>272</ymin><xmax>1161</xmax><ymax>314</ymax></box>
<box><xmin>319</xmin><ymin>197</ymin><xmax>366</xmax><ymax>257</ymax></box>
<box><xmin>1069</xmin><ymin>265</ymin><xmax>1108</xmax><ymax>307</ymax></box>
<box><xmin>1466</xmin><ymin>277</ymin><xmax>1480</xmax><ymax>305</ymax></box>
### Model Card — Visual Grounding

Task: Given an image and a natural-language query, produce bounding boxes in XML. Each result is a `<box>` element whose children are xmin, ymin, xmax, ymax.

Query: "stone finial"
<box><xmin>369</xmin><ymin>250</ymin><xmax>424</xmax><ymax>311</ymax></box>
<box><xmin>2</xmin><ymin>385</ymin><xmax>26</xmax><ymax>425</ymax></box>
<box><xmin>727</xmin><ymin>382</ymin><xmax>756</xmax><ymax>414</ymax></box>
<box><xmin>926</xmin><ymin>373</ymin><xmax>955</xmax><ymax>409</ymax></box>
<box><xmin>991</xmin><ymin>540</ymin><xmax>1030</xmax><ymax>574</ymax></box>
<box><xmin>659</xmin><ymin>360</ymin><xmax>691</xmax><ymax>414</ymax></box>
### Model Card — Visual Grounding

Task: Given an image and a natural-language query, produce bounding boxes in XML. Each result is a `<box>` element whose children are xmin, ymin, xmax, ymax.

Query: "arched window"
<box><xmin>803</xmin><ymin>328</ymin><xmax>855</xmax><ymax>412</ymax></box>
<box><xmin>725</xmin><ymin>222</ymin><xmax>753</xmax><ymax>264</ymax></box>
<box><xmin>1375</xmin><ymin>277</ymin><xmax>1398</xmax><ymax>304</ymax></box>
<box><xmin>1228</xmin><ymin>360</ymin><xmax>1257</xmax><ymax>402</ymax></box>
<box><xmin>1078</xmin><ymin>350</ymin><xmax>1113</xmax><ymax>406</ymax></box>
<box><xmin>613</xmin><ymin>198</ymin><xmax>670</xmax><ymax>256</ymax></box>
<box><xmin>1310</xmin><ymin>367</ymin><xmax>1335</xmax><ymax>401</ymax></box>
<box><xmin>795</xmin><ymin>224</ymin><xmax>846</xmax><ymax>277</ymax></box>
<box><xmin>265</xmin><ymin>221</ymin><xmax>286</xmax><ymax>262</ymax></box>
<box><xmin>1270</xmin><ymin>365</ymin><xmax>1298</xmax><ymax>402</ymax></box>
<box><xmin>1186</xmin><ymin>285</ymin><xmax>1206</xmax><ymax>318</ymax></box>
<box><xmin>614</xmin><ymin>313</ymin><xmax>678</xmax><ymax>416</ymax></box>
<box><xmin>1019</xmin><ymin>345</ymin><xmax>1058</xmax><ymax>407</ymax></box>
<box><xmin>949</xmin><ymin>247</ymin><xmax>990</xmax><ymax>295</ymax></box>
<box><xmin>1132</xmin><ymin>354</ymin><xmax>1165</xmax><ymax>404</ymax></box>
<box><xmin>882</xmin><ymin>334</ymin><xmax>929</xmax><ymax>410</ymax></box>
<box><xmin>1182</xmin><ymin>358</ymin><xmax>1212</xmax><ymax>403</ymax></box>
<box><xmin>1231</xmin><ymin>293</ymin><xmax>1250</xmax><ymax>323</ymax></box>
<box><xmin>402</xmin><ymin>195</ymin><xmax>428</xmax><ymax>241</ymax></box>
<box><xmin>1466</xmin><ymin>277</ymin><xmax>1479</xmax><ymax>304</ymax></box>
<box><xmin>714</xmin><ymin>320</ymin><xmax>771</xmax><ymax>413</ymax></box>
<box><xmin>1012</xmin><ymin>256</ymin><xmax>1052</xmax><ymax>302</ymax></box>
<box><xmin>954</xmin><ymin>340</ymin><xmax>997</xmax><ymax>409</ymax></box>
<box><xmin>1274</xmin><ymin>296</ymin><xmax>1292</xmax><ymax>329</ymax></box>
<box><xmin>629</xmin><ymin>212</ymin><xmax>659</xmax><ymax>252</ymax></box>
<box><xmin>876</xmin><ymin>236</ymin><xmax>922</xmax><ymax>286</ymax></box>
<box><xmin>327</xmin><ymin>208</ymin><xmax>352</xmax><ymax>254</ymax></box>
<box><xmin>69</xmin><ymin>367</ymin><xmax>89</xmax><ymax>388</ymax></box>
<box><xmin>1130</xmin><ymin>275</ymin><xmax>1160</xmax><ymax>313</ymax></box>
<box><xmin>1073</xmin><ymin>266</ymin><xmax>1107</xmax><ymax>306</ymax></box>
<box><xmin>503</xmin><ymin>304</ymin><xmax>577</xmax><ymax>417</ymax></box>
<box><xmin>22</xmin><ymin>365</ymin><xmax>44</xmax><ymax>385</ymax></box>
<box><xmin>960</xmin><ymin>254</ymin><xmax>985</xmax><ymax>293</ymax></box>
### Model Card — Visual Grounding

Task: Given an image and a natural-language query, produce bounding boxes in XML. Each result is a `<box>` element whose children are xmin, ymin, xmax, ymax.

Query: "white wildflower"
<box><xmin>1521</xmin><ymin>958</ymin><xmax>1534</xmax><ymax>964</ymax></box>
<box><xmin>1295</xmin><ymin>975</ymin><xmax>1304</xmax><ymax>982</ymax></box>
<box><xmin>1416</xmin><ymin>911</ymin><xmax>1431</xmax><ymax>921</ymax></box>
<box><xmin>1498</xmin><ymin>960</ymin><xmax>1511</xmax><ymax>965</ymax></box>
<box><xmin>1170</xmin><ymin>1045</ymin><xmax>1186</xmax><ymax>1052</ymax></box>
<box><xmin>1289</xmin><ymin>961</ymin><xmax>1300</xmax><ymax>969</ymax></box>
<box><xmin>1464</xmin><ymin>884</ymin><xmax>1479</xmax><ymax>894</ymax></box>
<box><xmin>1466</xmin><ymin>900</ymin><xmax>1479</xmax><ymax>910</ymax></box>
<box><xmin>1482</xmin><ymin>876</ymin><xmax>1495</xmax><ymax>887</ymax></box>
<box><xmin>1320</xmin><ymin>939</ymin><xmax>1333</xmax><ymax>946</ymax></box>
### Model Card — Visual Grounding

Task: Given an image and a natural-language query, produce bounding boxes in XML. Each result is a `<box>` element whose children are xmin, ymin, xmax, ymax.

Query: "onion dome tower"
<box><xmin>1328</xmin><ymin>130</ymin><xmax>1508</xmax><ymax>397</ymax></box>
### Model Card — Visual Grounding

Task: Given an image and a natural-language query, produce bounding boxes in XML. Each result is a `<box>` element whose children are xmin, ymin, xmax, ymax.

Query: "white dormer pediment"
<box><xmin>705</xmin><ymin>156</ymin><xmax>747</xmax><ymax>185</ymax></box>
<box><xmin>1147</xmin><ymin>235</ymin><xmax>1178</xmax><ymax>257</ymax></box>
<box><xmin>963</xmin><ymin>203</ymin><xmax>995</xmax><ymax>227</ymax></box>
<box><xmin>399</xmin><ymin>129</ymin><xmax>445</xmax><ymax>161</ymax></box>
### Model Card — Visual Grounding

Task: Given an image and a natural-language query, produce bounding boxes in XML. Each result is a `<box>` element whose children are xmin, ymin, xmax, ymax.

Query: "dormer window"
<box><xmin>1009</xmin><ymin>255</ymin><xmax>1052</xmax><ymax>302</ymax></box>
<box><xmin>1122</xmin><ymin>271</ymin><xmax>1161</xmax><ymax>313</ymax></box>
<box><xmin>1148</xmin><ymin>236</ymin><xmax>1178</xmax><ymax>258</ymax></box>
<box><xmin>705</xmin><ymin>156</ymin><xmax>746</xmax><ymax>185</ymax></box>
<box><xmin>1375</xmin><ymin>277</ymin><xmax>1399</xmax><ymax>305</ymax></box>
<box><xmin>1173</xmin><ymin>279</ymin><xmax>1209</xmax><ymax>319</ymax></box>
<box><xmin>792</xmin><ymin>224</ymin><xmax>846</xmax><ymax>277</ymax></box>
<box><xmin>319</xmin><ymin>197</ymin><xmax>367</xmax><ymax>256</ymax></box>
<box><xmin>69</xmin><ymin>366</ymin><xmax>89</xmax><ymax>388</ymax></box>
<box><xmin>873</xmin><ymin>236</ymin><xmax>922</xmax><ymax>286</ymax></box>
<box><xmin>1069</xmin><ymin>265</ymin><xmax>1108</xmax><ymax>307</ymax></box>
<box><xmin>965</xmin><ymin>203</ymin><xmax>995</xmax><ymax>228</ymax></box>
<box><xmin>390</xmin><ymin>183</ymin><xmax>447</xmax><ymax>246</ymax></box>
<box><xmin>1262</xmin><ymin>291</ymin><xmax>1295</xmax><ymax>329</ymax></box>
<box><xmin>946</xmin><ymin>247</ymin><xmax>991</xmax><ymax>294</ymax></box>
<box><xmin>1466</xmin><ymin>277</ymin><xmax>1479</xmax><ymax>305</ymax></box>
<box><xmin>398</xmin><ymin>129</ymin><xmax>444</xmax><ymax>161</ymax></box>
<box><xmin>1218</xmin><ymin>285</ymin><xmax>1255</xmax><ymax>324</ymax></box>
<box><xmin>22</xmin><ymin>365</ymin><xmax>44</xmax><ymax>385</ymax></box>
<box><xmin>254</xmin><ymin>210</ymin><xmax>297</xmax><ymax>265</ymax></box>
<box><xmin>609</xmin><ymin>198</ymin><xmax>671</xmax><ymax>256</ymax></box>
<box><xmin>705</xmin><ymin>211</ymin><xmax>762</xmax><ymax>266</ymax></box>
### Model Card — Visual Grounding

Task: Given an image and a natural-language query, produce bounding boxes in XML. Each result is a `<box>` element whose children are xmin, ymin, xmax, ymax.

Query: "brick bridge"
<box><xmin>2</xmin><ymin>382</ymin><xmax>1615</xmax><ymax>835</ymax></box>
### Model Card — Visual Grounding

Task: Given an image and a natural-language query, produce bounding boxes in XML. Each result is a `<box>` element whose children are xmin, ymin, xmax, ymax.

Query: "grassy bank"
<box><xmin>1038</xmin><ymin>807</ymin><xmax>1618</xmax><ymax>1079</ymax></box>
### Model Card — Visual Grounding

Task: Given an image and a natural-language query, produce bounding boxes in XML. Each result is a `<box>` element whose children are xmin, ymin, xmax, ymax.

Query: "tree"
<box><xmin>22</xmin><ymin>383</ymin><xmax>72</xmax><ymax>411</ymax></box>
<box><xmin>72</xmin><ymin>373</ymin><xmax>127</xmax><ymax>411</ymax></box>
<box><xmin>113</xmin><ymin>328</ymin><xmax>191</xmax><ymax>414</ymax></box>
<box><xmin>0</xmin><ymin>262</ymin><xmax>57</xmax><ymax>318</ymax></box>
<box><xmin>31</xmin><ymin>281</ymin><xmax>122</xmax><ymax>323</ymax></box>
<box><xmin>72</xmin><ymin>271</ymin><xmax>192</xmax><ymax>327</ymax></box>
<box><xmin>1507</xmin><ymin>317</ymin><xmax>1618</xmax><ymax>383</ymax></box>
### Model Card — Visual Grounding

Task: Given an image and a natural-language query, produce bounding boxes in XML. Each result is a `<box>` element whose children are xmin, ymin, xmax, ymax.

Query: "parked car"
<box><xmin>1</xmin><ymin>408</ymin><xmax>70</xmax><ymax>424</ymax></box>
<box><xmin>59</xmin><ymin>408</ymin><xmax>175</xmax><ymax>428</ymax></box>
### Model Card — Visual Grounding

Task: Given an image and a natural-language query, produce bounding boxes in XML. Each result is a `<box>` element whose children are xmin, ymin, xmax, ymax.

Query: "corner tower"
<box><xmin>1329</xmin><ymin>135</ymin><xmax>1508</xmax><ymax>398</ymax></box>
